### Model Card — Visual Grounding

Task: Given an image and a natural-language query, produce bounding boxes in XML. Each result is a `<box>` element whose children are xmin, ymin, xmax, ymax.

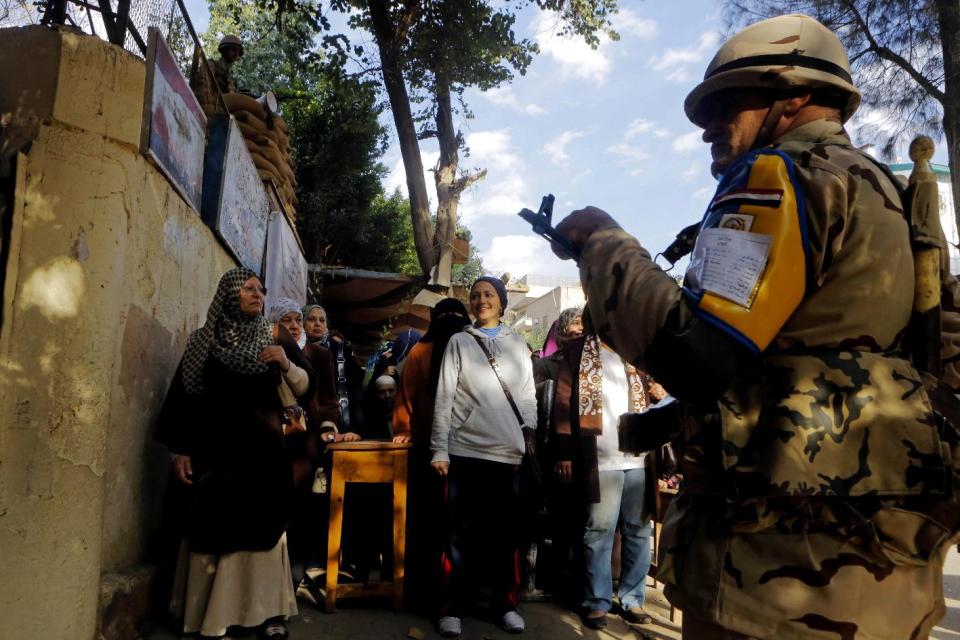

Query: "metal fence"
<box><xmin>4</xmin><ymin>0</ymin><xmax>208</xmax><ymax>81</ymax></box>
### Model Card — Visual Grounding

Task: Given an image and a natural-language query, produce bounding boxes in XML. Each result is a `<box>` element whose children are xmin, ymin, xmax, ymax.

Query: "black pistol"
<box><xmin>517</xmin><ymin>194</ymin><xmax>581</xmax><ymax>263</ymax></box>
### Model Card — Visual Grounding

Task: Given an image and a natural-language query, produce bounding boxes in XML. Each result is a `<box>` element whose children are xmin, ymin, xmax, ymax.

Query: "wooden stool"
<box><xmin>325</xmin><ymin>440</ymin><xmax>411</xmax><ymax>612</ymax></box>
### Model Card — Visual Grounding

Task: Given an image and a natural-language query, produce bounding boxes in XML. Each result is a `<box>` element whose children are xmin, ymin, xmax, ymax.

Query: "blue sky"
<box><xmin>184</xmin><ymin>0</ymin><xmax>943</xmax><ymax>279</ymax></box>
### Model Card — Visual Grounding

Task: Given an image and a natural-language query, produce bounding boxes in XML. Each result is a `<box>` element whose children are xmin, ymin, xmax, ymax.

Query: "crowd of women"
<box><xmin>156</xmin><ymin>267</ymin><xmax>669</xmax><ymax>640</ymax></box>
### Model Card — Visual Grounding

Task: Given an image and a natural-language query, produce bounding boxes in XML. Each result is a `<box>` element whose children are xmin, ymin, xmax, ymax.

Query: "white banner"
<box><xmin>264</xmin><ymin>211</ymin><xmax>307</xmax><ymax>311</ymax></box>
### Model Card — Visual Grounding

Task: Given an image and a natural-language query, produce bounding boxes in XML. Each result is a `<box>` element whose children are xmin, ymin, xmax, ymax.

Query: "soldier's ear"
<box><xmin>782</xmin><ymin>92</ymin><xmax>813</xmax><ymax>117</ymax></box>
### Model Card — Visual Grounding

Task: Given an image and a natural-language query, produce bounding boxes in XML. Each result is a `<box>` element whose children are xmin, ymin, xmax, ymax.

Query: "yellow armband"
<box><xmin>683</xmin><ymin>150</ymin><xmax>808</xmax><ymax>353</ymax></box>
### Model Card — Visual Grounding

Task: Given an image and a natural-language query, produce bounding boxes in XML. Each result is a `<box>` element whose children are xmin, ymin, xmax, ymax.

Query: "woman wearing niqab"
<box><xmin>156</xmin><ymin>267</ymin><xmax>314</xmax><ymax>640</ymax></box>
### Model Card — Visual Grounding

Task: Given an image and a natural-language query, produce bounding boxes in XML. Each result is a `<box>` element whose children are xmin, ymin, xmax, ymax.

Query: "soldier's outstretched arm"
<box><xmin>556</xmin><ymin>207</ymin><xmax>749</xmax><ymax>400</ymax></box>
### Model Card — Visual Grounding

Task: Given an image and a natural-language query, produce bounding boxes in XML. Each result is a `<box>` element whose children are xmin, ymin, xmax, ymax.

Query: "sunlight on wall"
<box><xmin>18</xmin><ymin>256</ymin><xmax>86</xmax><ymax>320</ymax></box>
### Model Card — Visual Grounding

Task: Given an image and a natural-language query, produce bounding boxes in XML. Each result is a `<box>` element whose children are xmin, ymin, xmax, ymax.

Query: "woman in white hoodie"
<box><xmin>431</xmin><ymin>276</ymin><xmax>538</xmax><ymax>638</ymax></box>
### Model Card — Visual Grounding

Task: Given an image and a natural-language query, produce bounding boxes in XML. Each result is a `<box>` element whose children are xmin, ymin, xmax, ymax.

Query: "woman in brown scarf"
<box><xmin>157</xmin><ymin>268</ymin><xmax>314</xmax><ymax>640</ymax></box>
<box><xmin>544</xmin><ymin>325</ymin><xmax>665</xmax><ymax>630</ymax></box>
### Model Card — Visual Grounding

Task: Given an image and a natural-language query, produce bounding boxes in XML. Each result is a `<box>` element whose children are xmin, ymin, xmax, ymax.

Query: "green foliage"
<box><xmin>204</xmin><ymin>0</ymin><xmax>425</xmax><ymax>271</ymax></box>
<box><xmin>330</xmin><ymin>0</ymin><xmax>617</xmax><ymax>135</ymax></box>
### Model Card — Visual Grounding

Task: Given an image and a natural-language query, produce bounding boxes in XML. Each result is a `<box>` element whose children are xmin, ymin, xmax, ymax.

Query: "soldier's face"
<box><xmin>222</xmin><ymin>46</ymin><xmax>242</xmax><ymax>64</ymax></box>
<box><xmin>701</xmin><ymin>91</ymin><xmax>772</xmax><ymax>178</ymax></box>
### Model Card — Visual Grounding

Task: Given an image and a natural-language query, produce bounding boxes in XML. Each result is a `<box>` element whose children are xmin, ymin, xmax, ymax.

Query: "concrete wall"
<box><xmin>0</xmin><ymin>27</ymin><xmax>236</xmax><ymax>639</ymax></box>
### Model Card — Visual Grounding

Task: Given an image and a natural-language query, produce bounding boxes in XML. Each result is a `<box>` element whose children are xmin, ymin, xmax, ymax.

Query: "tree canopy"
<box><xmin>203</xmin><ymin>0</ymin><xmax>421</xmax><ymax>272</ymax></box>
<box><xmin>320</xmin><ymin>0</ymin><xmax>619</xmax><ymax>284</ymax></box>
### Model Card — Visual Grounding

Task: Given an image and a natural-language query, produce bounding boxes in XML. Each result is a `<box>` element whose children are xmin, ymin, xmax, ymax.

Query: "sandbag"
<box><xmin>234</xmin><ymin>110</ymin><xmax>269</xmax><ymax>134</ymax></box>
<box><xmin>222</xmin><ymin>92</ymin><xmax>268</xmax><ymax>121</ymax></box>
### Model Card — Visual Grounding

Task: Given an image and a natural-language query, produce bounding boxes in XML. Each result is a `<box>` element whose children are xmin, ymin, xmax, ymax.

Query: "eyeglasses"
<box><xmin>241</xmin><ymin>284</ymin><xmax>266</xmax><ymax>295</ymax></box>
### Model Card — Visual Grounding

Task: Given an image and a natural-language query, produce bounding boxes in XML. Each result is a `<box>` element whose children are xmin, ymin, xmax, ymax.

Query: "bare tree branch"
<box><xmin>845</xmin><ymin>0</ymin><xmax>946</xmax><ymax>102</ymax></box>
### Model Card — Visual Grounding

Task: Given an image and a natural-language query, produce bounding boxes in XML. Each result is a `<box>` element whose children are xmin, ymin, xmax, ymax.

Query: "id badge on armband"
<box><xmin>682</xmin><ymin>150</ymin><xmax>810</xmax><ymax>353</ymax></box>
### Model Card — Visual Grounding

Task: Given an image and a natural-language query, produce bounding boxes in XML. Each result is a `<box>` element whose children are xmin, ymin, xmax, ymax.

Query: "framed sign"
<box><xmin>264</xmin><ymin>210</ymin><xmax>308</xmax><ymax>309</ymax></box>
<box><xmin>201</xmin><ymin>114</ymin><xmax>271</xmax><ymax>274</ymax></box>
<box><xmin>140</xmin><ymin>27</ymin><xmax>206</xmax><ymax>212</ymax></box>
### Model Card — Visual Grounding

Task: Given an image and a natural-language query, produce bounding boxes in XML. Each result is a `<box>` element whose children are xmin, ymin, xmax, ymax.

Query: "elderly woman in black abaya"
<box><xmin>157</xmin><ymin>267</ymin><xmax>314</xmax><ymax>640</ymax></box>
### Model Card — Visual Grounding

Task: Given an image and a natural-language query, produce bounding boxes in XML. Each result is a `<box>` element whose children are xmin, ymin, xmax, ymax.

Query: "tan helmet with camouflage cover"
<box><xmin>218</xmin><ymin>34</ymin><xmax>244</xmax><ymax>56</ymax></box>
<box><xmin>685</xmin><ymin>14</ymin><xmax>861</xmax><ymax>127</ymax></box>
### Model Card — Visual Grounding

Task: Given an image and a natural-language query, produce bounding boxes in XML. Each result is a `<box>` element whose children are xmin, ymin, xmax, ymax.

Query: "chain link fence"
<box><xmin>2</xmin><ymin>0</ymin><xmax>207</xmax><ymax>80</ymax></box>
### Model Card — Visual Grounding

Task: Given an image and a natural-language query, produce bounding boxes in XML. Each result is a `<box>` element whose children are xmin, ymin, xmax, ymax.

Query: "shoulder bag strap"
<box><xmin>471</xmin><ymin>333</ymin><xmax>525</xmax><ymax>429</ymax></box>
<box><xmin>335</xmin><ymin>341</ymin><xmax>351</xmax><ymax>430</ymax></box>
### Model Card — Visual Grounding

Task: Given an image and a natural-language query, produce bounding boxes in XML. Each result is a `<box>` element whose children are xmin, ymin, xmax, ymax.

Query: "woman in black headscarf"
<box><xmin>156</xmin><ymin>267</ymin><xmax>314</xmax><ymax>640</ymax></box>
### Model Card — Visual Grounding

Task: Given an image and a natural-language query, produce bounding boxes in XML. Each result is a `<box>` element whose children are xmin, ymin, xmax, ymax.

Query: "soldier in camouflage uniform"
<box><xmin>553</xmin><ymin>14</ymin><xmax>960</xmax><ymax>640</ymax></box>
<box><xmin>211</xmin><ymin>35</ymin><xmax>243</xmax><ymax>94</ymax></box>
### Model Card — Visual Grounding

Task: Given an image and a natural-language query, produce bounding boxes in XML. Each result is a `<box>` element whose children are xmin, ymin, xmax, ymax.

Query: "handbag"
<box><xmin>278</xmin><ymin>377</ymin><xmax>307</xmax><ymax>437</ymax></box>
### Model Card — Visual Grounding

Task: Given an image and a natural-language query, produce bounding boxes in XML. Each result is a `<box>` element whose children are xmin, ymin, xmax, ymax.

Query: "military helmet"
<box><xmin>685</xmin><ymin>14</ymin><xmax>860</xmax><ymax>127</ymax></box>
<box><xmin>218</xmin><ymin>34</ymin><xmax>244</xmax><ymax>56</ymax></box>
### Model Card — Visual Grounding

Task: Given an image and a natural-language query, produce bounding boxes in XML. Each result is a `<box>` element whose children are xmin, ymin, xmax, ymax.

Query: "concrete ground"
<box><xmin>146</xmin><ymin>579</ymin><xmax>682</xmax><ymax>640</ymax></box>
<box><xmin>146</xmin><ymin>548</ymin><xmax>960</xmax><ymax>640</ymax></box>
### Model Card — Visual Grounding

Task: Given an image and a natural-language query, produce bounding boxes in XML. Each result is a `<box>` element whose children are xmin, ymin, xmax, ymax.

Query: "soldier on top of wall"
<box><xmin>552</xmin><ymin>13</ymin><xmax>960</xmax><ymax>640</ymax></box>
<box><xmin>212</xmin><ymin>34</ymin><xmax>243</xmax><ymax>94</ymax></box>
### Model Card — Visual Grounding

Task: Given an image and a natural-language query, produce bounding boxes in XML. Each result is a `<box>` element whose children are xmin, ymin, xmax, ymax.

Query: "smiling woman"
<box><xmin>429</xmin><ymin>276</ymin><xmax>539</xmax><ymax>637</ymax></box>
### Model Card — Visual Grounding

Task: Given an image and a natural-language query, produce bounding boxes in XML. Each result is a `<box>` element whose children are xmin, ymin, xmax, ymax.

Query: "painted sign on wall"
<box><xmin>201</xmin><ymin>114</ymin><xmax>270</xmax><ymax>274</ymax></box>
<box><xmin>140</xmin><ymin>28</ymin><xmax>206</xmax><ymax>212</ymax></box>
<box><xmin>264</xmin><ymin>210</ymin><xmax>308</xmax><ymax>310</ymax></box>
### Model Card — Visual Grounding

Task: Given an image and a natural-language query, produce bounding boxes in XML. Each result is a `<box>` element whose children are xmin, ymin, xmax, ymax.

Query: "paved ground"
<box><xmin>147</xmin><ymin>549</ymin><xmax>960</xmax><ymax>640</ymax></box>
<box><xmin>146</xmin><ymin>580</ymin><xmax>683</xmax><ymax>640</ymax></box>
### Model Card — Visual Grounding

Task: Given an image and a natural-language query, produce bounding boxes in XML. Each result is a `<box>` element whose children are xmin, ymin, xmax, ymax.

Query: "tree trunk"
<box><xmin>367</xmin><ymin>0</ymin><xmax>436</xmax><ymax>276</ymax></box>
<box><xmin>433</xmin><ymin>73</ymin><xmax>459</xmax><ymax>288</ymax></box>
<box><xmin>937</xmin><ymin>0</ymin><xmax>960</xmax><ymax>247</ymax></box>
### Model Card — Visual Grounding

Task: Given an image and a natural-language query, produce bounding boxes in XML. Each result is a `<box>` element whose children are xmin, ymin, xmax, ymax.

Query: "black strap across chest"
<box><xmin>470</xmin><ymin>334</ymin><xmax>525</xmax><ymax>429</ymax></box>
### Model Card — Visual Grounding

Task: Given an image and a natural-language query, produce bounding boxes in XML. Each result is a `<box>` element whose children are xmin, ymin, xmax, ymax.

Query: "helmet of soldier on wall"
<box><xmin>684</xmin><ymin>14</ymin><xmax>861</xmax><ymax>127</ymax></box>
<box><xmin>218</xmin><ymin>34</ymin><xmax>245</xmax><ymax>57</ymax></box>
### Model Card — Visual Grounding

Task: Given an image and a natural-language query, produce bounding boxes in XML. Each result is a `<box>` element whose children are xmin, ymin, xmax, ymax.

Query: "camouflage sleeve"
<box><xmin>579</xmin><ymin>226</ymin><xmax>682</xmax><ymax>364</ymax></box>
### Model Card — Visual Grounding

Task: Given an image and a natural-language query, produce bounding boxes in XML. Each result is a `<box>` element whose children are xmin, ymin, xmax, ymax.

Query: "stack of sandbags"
<box><xmin>221</xmin><ymin>92</ymin><xmax>298</xmax><ymax>217</ymax></box>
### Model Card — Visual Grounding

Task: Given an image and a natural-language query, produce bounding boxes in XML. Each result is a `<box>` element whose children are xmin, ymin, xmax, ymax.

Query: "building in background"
<box><xmin>889</xmin><ymin>161</ymin><xmax>959</xmax><ymax>274</ymax></box>
<box><xmin>508</xmin><ymin>274</ymin><xmax>585</xmax><ymax>347</ymax></box>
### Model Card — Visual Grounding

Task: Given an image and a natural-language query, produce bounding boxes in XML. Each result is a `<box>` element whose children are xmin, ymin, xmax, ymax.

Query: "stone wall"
<box><xmin>0</xmin><ymin>27</ymin><xmax>237</xmax><ymax>639</ymax></box>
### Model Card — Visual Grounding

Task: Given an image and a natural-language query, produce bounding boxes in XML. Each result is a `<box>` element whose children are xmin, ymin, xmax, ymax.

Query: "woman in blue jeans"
<box><xmin>546</xmin><ymin>332</ymin><xmax>663</xmax><ymax>629</ymax></box>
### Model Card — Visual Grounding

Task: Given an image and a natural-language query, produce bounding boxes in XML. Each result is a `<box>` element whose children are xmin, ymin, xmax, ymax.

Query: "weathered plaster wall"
<box><xmin>0</xmin><ymin>27</ymin><xmax>236</xmax><ymax>639</ymax></box>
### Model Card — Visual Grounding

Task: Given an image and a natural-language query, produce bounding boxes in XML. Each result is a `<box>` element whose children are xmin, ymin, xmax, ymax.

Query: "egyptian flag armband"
<box><xmin>682</xmin><ymin>150</ymin><xmax>811</xmax><ymax>354</ymax></box>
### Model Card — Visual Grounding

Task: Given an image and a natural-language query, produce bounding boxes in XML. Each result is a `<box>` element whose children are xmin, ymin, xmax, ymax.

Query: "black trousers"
<box><xmin>441</xmin><ymin>455</ymin><xmax>522</xmax><ymax>618</ymax></box>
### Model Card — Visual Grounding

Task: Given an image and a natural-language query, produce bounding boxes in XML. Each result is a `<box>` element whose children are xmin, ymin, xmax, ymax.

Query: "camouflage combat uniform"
<box><xmin>210</xmin><ymin>57</ymin><xmax>236</xmax><ymax>94</ymax></box>
<box><xmin>577</xmin><ymin>118</ymin><xmax>960</xmax><ymax>639</ymax></box>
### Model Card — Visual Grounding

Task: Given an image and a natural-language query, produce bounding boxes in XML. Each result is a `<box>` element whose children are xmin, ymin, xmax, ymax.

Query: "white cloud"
<box><xmin>482</xmin><ymin>86</ymin><xmax>547</xmax><ymax>116</ymax></box>
<box><xmin>673</xmin><ymin>131</ymin><xmax>703</xmax><ymax>153</ymax></box>
<box><xmin>532</xmin><ymin>11</ymin><xmax>613</xmax><ymax>86</ymax></box>
<box><xmin>543</xmin><ymin>130</ymin><xmax>584</xmax><ymax>166</ymax></box>
<box><xmin>482</xmin><ymin>235</ymin><xmax>560</xmax><ymax>276</ymax></box>
<box><xmin>649</xmin><ymin>31</ymin><xmax>719</xmax><ymax>82</ymax></box>
<box><xmin>626</xmin><ymin>118</ymin><xmax>670</xmax><ymax>139</ymax></box>
<box><xmin>607</xmin><ymin>143</ymin><xmax>649</xmax><ymax>163</ymax></box>
<box><xmin>459</xmin><ymin>129</ymin><xmax>530</xmax><ymax>223</ymax></box>
<box><xmin>612</xmin><ymin>9</ymin><xmax>658</xmax><ymax>39</ymax></box>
